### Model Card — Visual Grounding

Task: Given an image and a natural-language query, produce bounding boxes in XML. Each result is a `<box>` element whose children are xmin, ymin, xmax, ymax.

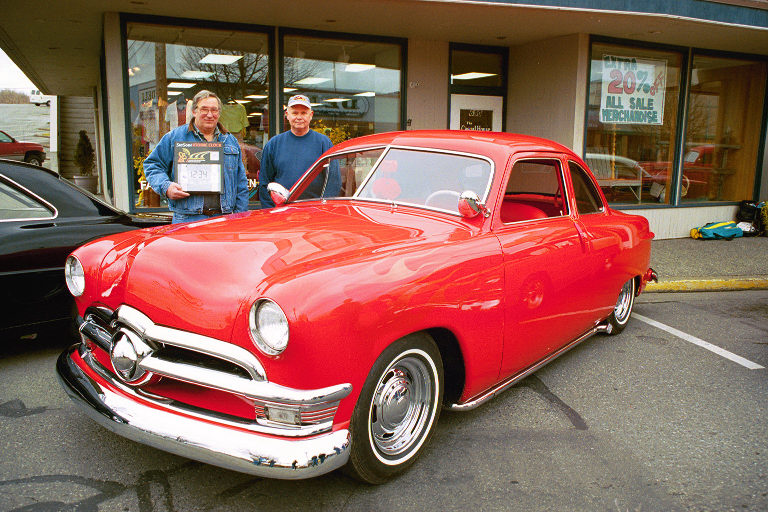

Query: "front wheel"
<box><xmin>346</xmin><ymin>333</ymin><xmax>443</xmax><ymax>484</ymax></box>
<box><xmin>607</xmin><ymin>278</ymin><xmax>636</xmax><ymax>334</ymax></box>
<box><xmin>25</xmin><ymin>154</ymin><xmax>43</xmax><ymax>166</ymax></box>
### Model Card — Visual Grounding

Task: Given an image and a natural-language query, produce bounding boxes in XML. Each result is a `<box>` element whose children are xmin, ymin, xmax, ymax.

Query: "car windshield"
<box><xmin>293</xmin><ymin>147</ymin><xmax>493</xmax><ymax>215</ymax></box>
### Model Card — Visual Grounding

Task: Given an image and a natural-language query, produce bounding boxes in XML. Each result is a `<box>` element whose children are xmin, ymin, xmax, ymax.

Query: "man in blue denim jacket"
<box><xmin>144</xmin><ymin>90</ymin><xmax>249</xmax><ymax>223</ymax></box>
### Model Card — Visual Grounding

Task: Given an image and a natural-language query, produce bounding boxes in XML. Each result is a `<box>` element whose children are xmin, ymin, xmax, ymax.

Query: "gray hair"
<box><xmin>191</xmin><ymin>90</ymin><xmax>223</xmax><ymax>114</ymax></box>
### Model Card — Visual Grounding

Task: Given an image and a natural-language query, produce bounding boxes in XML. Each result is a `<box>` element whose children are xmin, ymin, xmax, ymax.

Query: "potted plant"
<box><xmin>73</xmin><ymin>130</ymin><xmax>98</xmax><ymax>193</ymax></box>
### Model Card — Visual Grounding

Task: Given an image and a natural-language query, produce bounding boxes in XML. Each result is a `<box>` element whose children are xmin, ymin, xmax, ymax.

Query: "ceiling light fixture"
<box><xmin>451</xmin><ymin>72</ymin><xmax>497</xmax><ymax>80</ymax></box>
<box><xmin>199</xmin><ymin>54</ymin><xmax>243</xmax><ymax>65</ymax></box>
<box><xmin>245</xmin><ymin>94</ymin><xmax>268</xmax><ymax>99</ymax></box>
<box><xmin>324</xmin><ymin>98</ymin><xmax>350</xmax><ymax>103</ymax></box>
<box><xmin>167</xmin><ymin>82</ymin><xmax>196</xmax><ymax>89</ymax></box>
<box><xmin>181</xmin><ymin>70</ymin><xmax>214</xmax><ymax>79</ymax></box>
<box><xmin>295</xmin><ymin>77</ymin><xmax>331</xmax><ymax>85</ymax></box>
<box><xmin>354</xmin><ymin>91</ymin><xmax>376</xmax><ymax>97</ymax></box>
<box><xmin>345</xmin><ymin>63</ymin><xmax>375</xmax><ymax>72</ymax></box>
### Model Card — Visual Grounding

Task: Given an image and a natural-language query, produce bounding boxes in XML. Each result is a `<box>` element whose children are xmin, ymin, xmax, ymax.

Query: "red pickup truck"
<box><xmin>0</xmin><ymin>129</ymin><xmax>46</xmax><ymax>165</ymax></box>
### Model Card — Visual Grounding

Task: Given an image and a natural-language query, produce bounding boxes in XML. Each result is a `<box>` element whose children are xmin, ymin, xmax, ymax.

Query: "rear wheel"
<box><xmin>346</xmin><ymin>333</ymin><xmax>443</xmax><ymax>484</ymax></box>
<box><xmin>607</xmin><ymin>278</ymin><xmax>635</xmax><ymax>334</ymax></box>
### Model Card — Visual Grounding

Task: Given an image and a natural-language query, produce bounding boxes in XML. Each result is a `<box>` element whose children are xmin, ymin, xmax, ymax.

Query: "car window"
<box><xmin>0</xmin><ymin>179</ymin><xmax>54</xmax><ymax>220</ymax></box>
<box><xmin>296</xmin><ymin>147</ymin><xmax>493</xmax><ymax>215</ymax></box>
<box><xmin>568</xmin><ymin>161</ymin><xmax>604</xmax><ymax>214</ymax></box>
<box><xmin>499</xmin><ymin>159</ymin><xmax>567</xmax><ymax>223</ymax></box>
<box><xmin>0</xmin><ymin>132</ymin><xmax>12</xmax><ymax>143</ymax></box>
<box><xmin>295</xmin><ymin>148</ymin><xmax>385</xmax><ymax>202</ymax></box>
<box><xmin>356</xmin><ymin>148</ymin><xmax>492</xmax><ymax>213</ymax></box>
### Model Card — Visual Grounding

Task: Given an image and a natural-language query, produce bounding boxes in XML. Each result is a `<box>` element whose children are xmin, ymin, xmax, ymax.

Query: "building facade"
<box><xmin>2</xmin><ymin>0</ymin><xmax>767</xmax><ymax>238</ymax></box>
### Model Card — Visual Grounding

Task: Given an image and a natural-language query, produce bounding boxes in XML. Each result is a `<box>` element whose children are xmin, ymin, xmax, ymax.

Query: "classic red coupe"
<box><xmin>57</xmin><ymin>130</ymin><xmax>656</xmax><ymax>484</ymax></box>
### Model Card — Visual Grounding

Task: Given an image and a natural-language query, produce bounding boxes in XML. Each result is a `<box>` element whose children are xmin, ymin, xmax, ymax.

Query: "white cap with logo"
<box><xmin>287</xmin><ymin>94</ymin><xmax>312</xmax><ymax>109</ymax></box>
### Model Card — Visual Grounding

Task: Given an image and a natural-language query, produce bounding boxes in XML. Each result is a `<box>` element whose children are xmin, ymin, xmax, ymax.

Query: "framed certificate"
<box><xmin>173</xmin><ymin>141</ymin><xmax>224</xmax><ymax>193</ymax></box>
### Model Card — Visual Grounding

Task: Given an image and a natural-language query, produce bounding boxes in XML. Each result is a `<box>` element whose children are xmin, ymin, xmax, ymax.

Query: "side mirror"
<box><xmin>267</xmin><ymin>182</ymin><xmax>290</xmax><ymax>206</ymax></box>
<box><xmin>458</xmin><ymin>190</ymin><xmax>490</xmax><ymax>219</ymax></box>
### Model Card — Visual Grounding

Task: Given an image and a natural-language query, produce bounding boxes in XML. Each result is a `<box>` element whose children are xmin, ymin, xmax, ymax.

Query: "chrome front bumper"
<box><xmin>56</xmin><ymin>345</ymin><xmax>351</xmax><ymax>479</ymax></box>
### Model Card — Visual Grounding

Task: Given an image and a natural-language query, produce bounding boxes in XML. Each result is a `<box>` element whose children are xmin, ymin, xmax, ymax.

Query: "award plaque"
<box><xmin>173</xmin><ymin>141</ymin><xmax>224</xmax><ymax>193</ymax></box>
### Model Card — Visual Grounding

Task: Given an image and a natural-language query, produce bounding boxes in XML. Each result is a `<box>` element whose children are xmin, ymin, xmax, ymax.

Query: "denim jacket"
<box><xmin>144</xmin><ymin>124</ymin><xmax>249</xmax><ymax>215</ymax></box>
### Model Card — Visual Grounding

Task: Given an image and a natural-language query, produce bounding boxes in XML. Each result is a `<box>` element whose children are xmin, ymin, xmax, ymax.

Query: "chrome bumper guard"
<box><xmin>57</xmin><ymin>345</ymin><xmax>352</xmax><ymax>479</ymax></box>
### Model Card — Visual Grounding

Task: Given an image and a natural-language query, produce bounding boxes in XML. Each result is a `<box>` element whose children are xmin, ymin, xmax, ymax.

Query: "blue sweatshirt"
<box><xmin>258</xmin><ymin>129</ymin><xmax>334</xmax><ymax>208</ymax></box>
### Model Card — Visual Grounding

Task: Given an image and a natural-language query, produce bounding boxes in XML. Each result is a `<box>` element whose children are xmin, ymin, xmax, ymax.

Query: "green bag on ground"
<box><xmin>690</xmin><ymin>221</ymin><xmax>743</xmax><ymax>240</ymax></box>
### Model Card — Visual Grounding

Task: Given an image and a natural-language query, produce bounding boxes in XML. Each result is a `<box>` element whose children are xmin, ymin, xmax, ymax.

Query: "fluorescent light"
<box><xmin>245</xmin><ymin>94</ymin><xmax>267</xmax><ymax>99</ymax></box>
<box><xmin>167</xmin><ymin>82</ymin><xmax>196</xmax><ymax>89</ymax></box>
<box><xmin>199</xmin><ymin>54</ymin><xmax>243</xmax><ymax>65</ymax></box>
<box><xmin>181</xmin><ymin>70</ymin><xmax>214</xmax><ymax>79</ymax></box>
<box><xmin>248</xmin><ymin>112</ymin><xmax>262</xmax><ymax>116</ymax></box>
<box><xmin>167</xmin><ymin>91</ymin><xmax>183</xmax><ymax>96</ymax></box>
<box><xmin>284</xmin><ymin>87</ymin><xmax>297</xmax><ymax>92</ymax></box>
<box><xmin>345</xmin><ymin>63</ymin><xmax>375</xmax><ymax>72</ymax></box>
<box><xmin>233</xmin><ymin>99</ymin><xmax>251</xmax><ymax>104</ymax></box>
<box><xmin>451</xmin><ymin>72</ymin><xmax>497</xmax><ymax>80</ymax></box>
<box><xmin>354</xmin><ymin>91</ymin><xmax>375</xmax><ymax>97</ymax></box>
<box><xmin>309</xmin><ymin>103</ymin><xmax>323</xmax><ymax>107</ymax></box>
<box><xmin>295</xmin><ymin>77</ymin><xmax>331</xmax><ymax>85</ymax></box>
<box><xmin>324</xmin><ymin>98</ymin><xmax>350</xmax><ymax>103</ymax></box>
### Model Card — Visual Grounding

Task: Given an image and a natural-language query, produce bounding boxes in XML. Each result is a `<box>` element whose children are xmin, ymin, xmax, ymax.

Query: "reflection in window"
<box><xmin>681</xmin><ymin>55</ymin><xmax>766</xmax><ymax>202</ymax></box>
<box><xmin>283</xmin><ymin>35</ymin><xmax>402</xmax><ymax>143</ymax></box>
<box><xmin>0</xmin><ymin>181</ymin><xmax>53</xmax><ymax>220</ymax></box>
<box><xmin>569</xmin><ymin>162</ymin><xmax>604</xmax><ymax>214</ymax></box>
<box><xmin>126</xmin><ymin>23</ymin><xmax>270</xmax><ymax>209</ymax></box>
<box><xmin>585</xmin><ymin>43</ymin><xmax>682</xmax><ymax>205</ymax></box>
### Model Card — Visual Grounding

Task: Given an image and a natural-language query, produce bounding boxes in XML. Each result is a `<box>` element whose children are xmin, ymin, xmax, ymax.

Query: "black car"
<box><xmin>0</xmin><ymin>159</ymin><xmax>170</xmax><ymax>342</ymax></box>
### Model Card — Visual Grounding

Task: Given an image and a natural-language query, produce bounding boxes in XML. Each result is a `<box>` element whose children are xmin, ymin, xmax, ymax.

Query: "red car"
<box><xmin>0</xmin><ymin>129</ymin><xmax>46</xmax><ymax>166</ymax></box>
<box><xmin>57</xmin><ymin>130</ymin><xmax>656</xmax><ymax>483</ymax></box>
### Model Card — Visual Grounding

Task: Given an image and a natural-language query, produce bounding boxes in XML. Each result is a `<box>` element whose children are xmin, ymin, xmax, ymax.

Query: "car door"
<box><xmin>567</xmin><ymin>160</ymin><xmax>628</xmax><ymax>318</ymax></box>
<box><xmin>495</xmin><ymin>156</ymin><xmax>598</xmax><ymax>378</ymax></box>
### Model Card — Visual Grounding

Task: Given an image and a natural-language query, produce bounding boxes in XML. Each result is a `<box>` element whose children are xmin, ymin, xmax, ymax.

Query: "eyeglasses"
<box><xmin>197</xmin><ymin>107</ymin><xmax>220</xmax><ymax>115</ymax></box>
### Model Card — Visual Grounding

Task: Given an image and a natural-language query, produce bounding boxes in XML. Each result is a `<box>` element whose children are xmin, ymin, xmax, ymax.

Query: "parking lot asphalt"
<box><xmin>1</xmin><ymin>290</ymin><xmax>766</xmax><ymax>511</ymax></box>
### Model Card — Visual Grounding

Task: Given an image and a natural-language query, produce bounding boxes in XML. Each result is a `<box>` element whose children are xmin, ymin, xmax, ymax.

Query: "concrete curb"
<box><xmin>645</xmin><ymin>277</ymin><xmax>768</xmax><ymax>293</ymax></box>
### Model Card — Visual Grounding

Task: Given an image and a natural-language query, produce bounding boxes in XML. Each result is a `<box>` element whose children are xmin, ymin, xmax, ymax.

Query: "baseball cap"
<box><xmin>287</xmin><ymin>94</ymin><xmax>312</xmax><ymax>109</ymax></box>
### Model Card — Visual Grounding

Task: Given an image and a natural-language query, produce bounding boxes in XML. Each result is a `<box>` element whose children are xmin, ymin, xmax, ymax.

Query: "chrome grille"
<box><xmin>77</xmin><ymin>304</ymin><xmax>351</xmax><ymax>436</ymax></box>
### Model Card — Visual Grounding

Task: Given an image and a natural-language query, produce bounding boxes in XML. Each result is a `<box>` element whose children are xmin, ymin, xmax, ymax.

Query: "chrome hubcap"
<box><xmin>613</xmin><ymin>279</ymin><xmax>634</xmax><ymax>324</ymax></box>
<box><xmin>370</xmin><ymin>355</ymin><xmax>435</xmax><ymax>459</ymax></box>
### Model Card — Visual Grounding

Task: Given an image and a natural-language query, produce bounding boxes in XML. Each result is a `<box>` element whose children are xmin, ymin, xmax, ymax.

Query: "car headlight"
<box><xmin>249</xmin><ymin>299</ymin><xmax>289</xmax><ymax>356</ymax></box>
<box><xmin>64</xmin><ymin>256</ymin><xmax>85</xmax><ymax>296</ymax></box>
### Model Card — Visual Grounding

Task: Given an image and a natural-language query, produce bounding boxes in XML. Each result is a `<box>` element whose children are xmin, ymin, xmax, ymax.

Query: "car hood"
<box><xmin>96</xmin><ymin>202</ymin><xmax>472</xmax><ymax>340</ymax></box>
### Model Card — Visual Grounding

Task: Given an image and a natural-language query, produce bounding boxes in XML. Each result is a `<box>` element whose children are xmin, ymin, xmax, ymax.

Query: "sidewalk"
<box><xmin>646</xmin><ymin>236</ymin><xmax>768</xmax><ymax>292</ymax></box>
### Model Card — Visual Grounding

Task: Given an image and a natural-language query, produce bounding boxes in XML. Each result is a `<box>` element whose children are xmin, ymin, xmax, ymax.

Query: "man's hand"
<box><xmin>166</xmin><ymin>182</ymin><xmax>190</xmax><ymax>199</ymax></box>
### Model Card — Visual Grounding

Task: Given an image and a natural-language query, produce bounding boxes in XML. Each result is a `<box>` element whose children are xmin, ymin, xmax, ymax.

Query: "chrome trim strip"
<box><xmin>57</xmin><ymin>348</ymin><xmax>351</xmax><ymax>479</ymax></box>
<box><xmin>138</xmin><ymin>356</ymin><xmax>352</xmax><ymax>405</ymax></box>
<box><xmin>80</xmin><ymin>314</ymin><xmax>112</xmax><ymax>352</ymax></box>
<box><xmin>446</xmin><ymin>323</ymin><xmax>610</xmax><ymax>411</ymax></box>
<box><xmin>80</xmin><ymin>347</ymin><xmax>342</xmax><ymax>437</ymax></box>
<box><xmin>115</xmin><ymin>305</ymin><xmax>267</xmax><ymax>382</ymax></box>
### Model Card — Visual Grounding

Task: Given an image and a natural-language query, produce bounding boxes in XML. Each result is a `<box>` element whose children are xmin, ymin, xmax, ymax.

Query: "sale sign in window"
<box><xmin>600</xmin><ymin>55</ymin><xmax>667</xmax><ymax>125</ymax></box>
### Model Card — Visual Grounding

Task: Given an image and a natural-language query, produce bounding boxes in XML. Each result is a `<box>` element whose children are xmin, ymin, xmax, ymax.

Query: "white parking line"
<box><xmin>633</xmin><ymin>313</ymin><xmax>764</xmax><ymax>370</ymax></box>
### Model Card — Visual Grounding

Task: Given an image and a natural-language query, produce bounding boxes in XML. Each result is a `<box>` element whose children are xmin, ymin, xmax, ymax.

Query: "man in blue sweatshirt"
<box><xmin>258</xmin><ymin>94</ymin><xmax>339</xmax><ymax>207</ymax></box>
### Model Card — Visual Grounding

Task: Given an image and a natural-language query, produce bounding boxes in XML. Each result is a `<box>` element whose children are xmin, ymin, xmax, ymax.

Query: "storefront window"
<box><xmin>681</xmin><ymin>54</ymin><xmax>766</xmax><ymax>202</ymax></box>
<box><xmin>282</xmin><ymin>34</ymin><xmax>402</xmax><ymax>142</ymax></box>
<box><xmin>126</xmin><ymin>23</ymin><xmax>270</xmax><ymax>209</ymax></box>
<box><xmin>585</xmin><ymin>44</ymin><xmax>682</xmax><ymax>205</ymax></box>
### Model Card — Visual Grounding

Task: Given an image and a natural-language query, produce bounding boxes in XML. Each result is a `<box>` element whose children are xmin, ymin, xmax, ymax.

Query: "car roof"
<box><xmin>0</xmin><ymin>159</ymin><xmax>122</xmax><ymax>218</ymax></box>
<box><xmin>331</xmin><ymin>130</ymin><xmax>576</xmax><ymax>156</ymax></box>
